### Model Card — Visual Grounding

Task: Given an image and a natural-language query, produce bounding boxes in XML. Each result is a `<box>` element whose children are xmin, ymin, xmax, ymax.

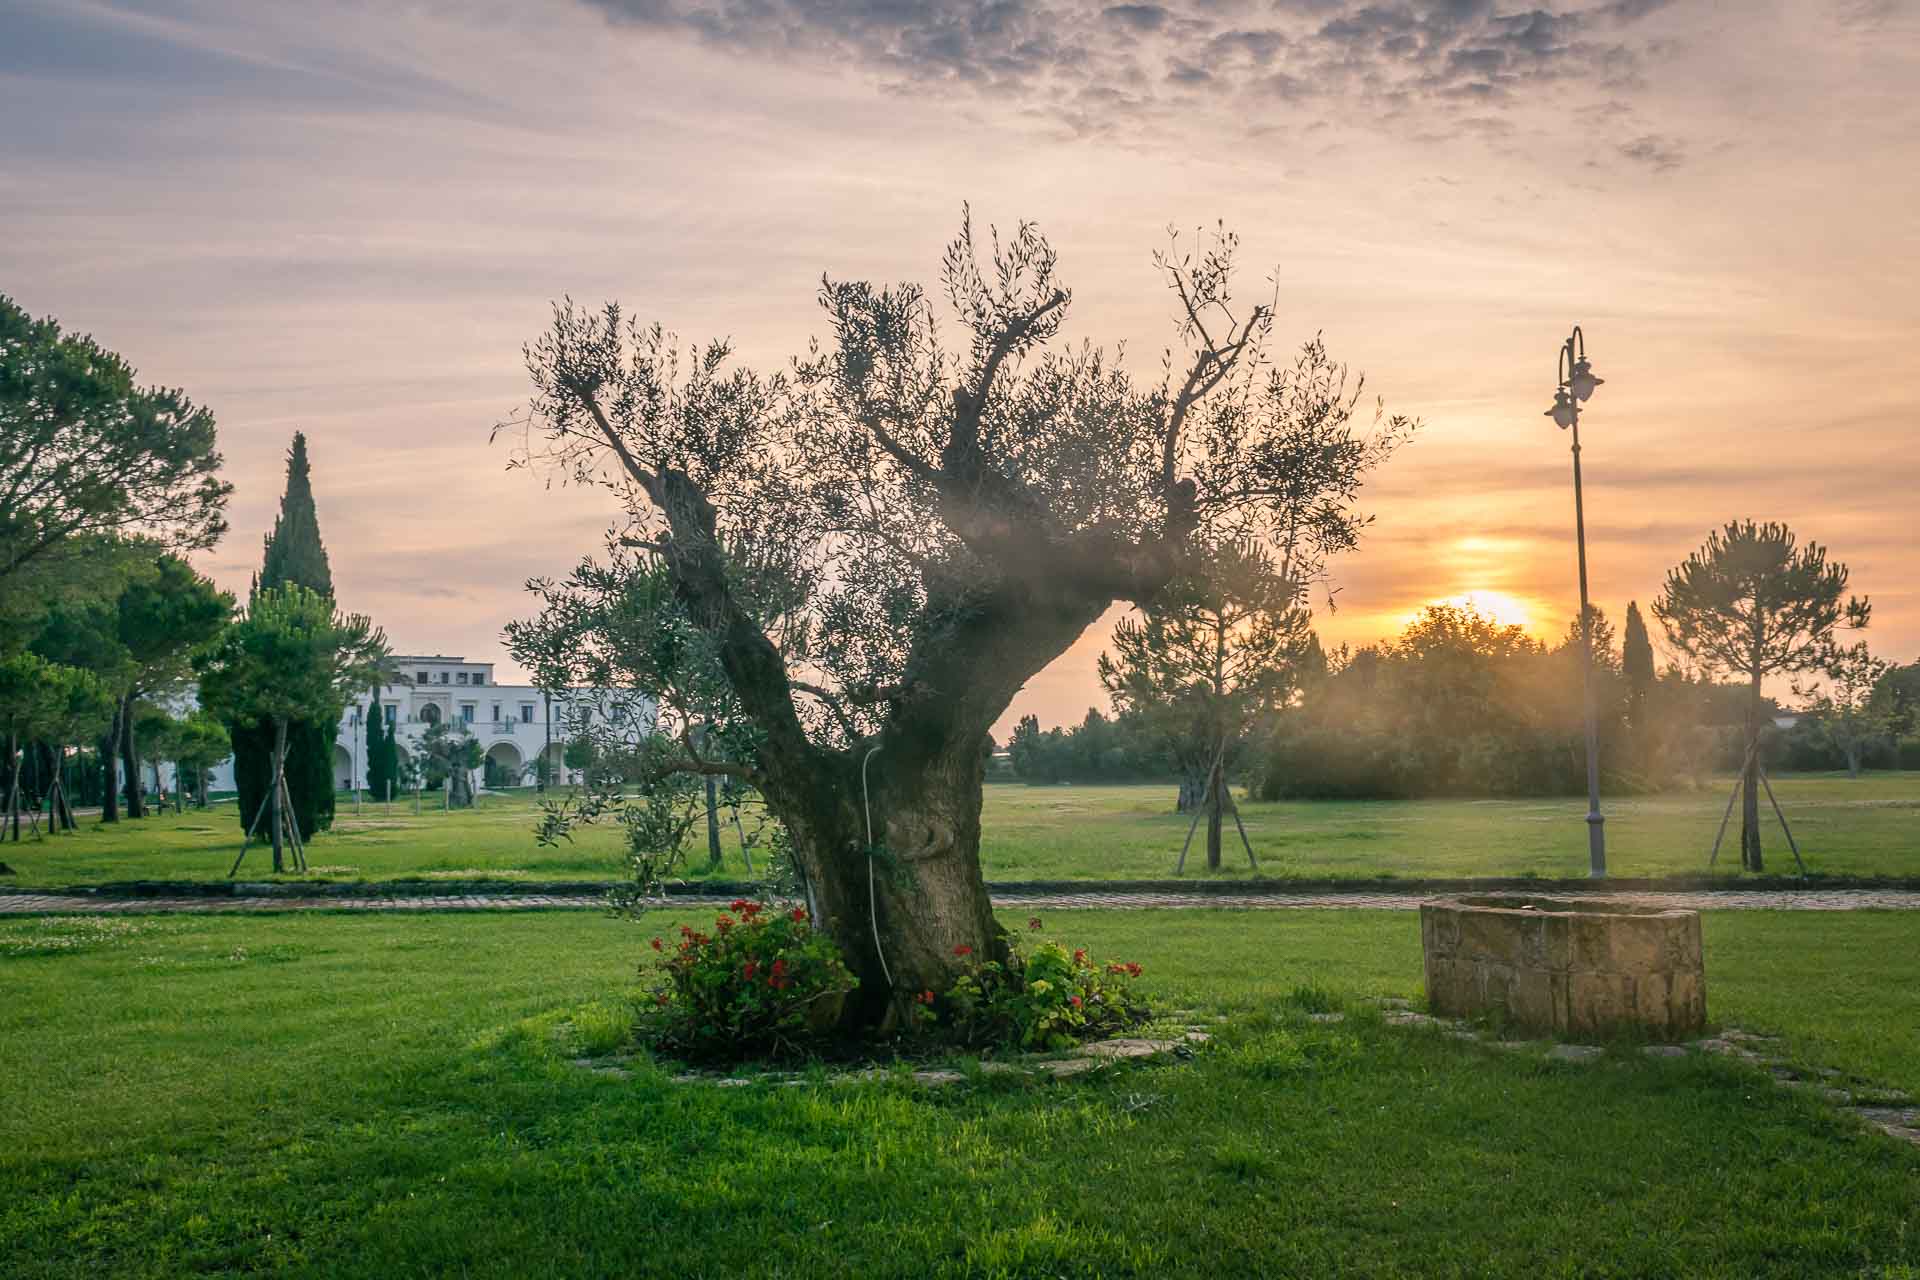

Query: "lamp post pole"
<box><xmin>1548</xmin><ymin>326</ymin><xmax>1607</xmax><ymax>878</ymax></box>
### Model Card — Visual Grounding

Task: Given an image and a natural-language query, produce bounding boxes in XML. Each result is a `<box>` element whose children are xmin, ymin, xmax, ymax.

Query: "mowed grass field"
<box><xmin>2</xmin><ymin>907</ymin><xmax>1916</xmax><ymax>1277</ymax></box>
<box><xmin>4</xmin><ymin>772</ymin><xmax>1918</xmax><ymax>887</ymax></box>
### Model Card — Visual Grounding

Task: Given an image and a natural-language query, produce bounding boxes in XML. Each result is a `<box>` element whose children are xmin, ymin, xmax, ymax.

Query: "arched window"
<box><xmin>419</xmin><ymin>704</ymin><xmax>442</xmax><ymax>726</ymax></box>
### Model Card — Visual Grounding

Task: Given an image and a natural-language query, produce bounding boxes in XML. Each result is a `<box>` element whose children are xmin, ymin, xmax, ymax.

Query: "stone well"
<box><xmin>1420</xmin><ymin>896</ymin><xmax>1706</xmax><ymax>1040</ymax></box>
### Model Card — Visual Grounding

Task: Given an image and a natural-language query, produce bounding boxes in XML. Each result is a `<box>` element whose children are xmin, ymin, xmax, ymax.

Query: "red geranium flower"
<box><xmin>1125</xmin><ymin>962</ymin><xmax>1143</xmax><ymax>978</ymax></box>
<box><xmin>740</xmin><ymin>901</ymin><xmax>763</xmax><ymax>917</ymax></box>
<box><xmin>917</xmin><ymin>990</ymin><xmax>935</xmax><ymax>1005</ymax></box>
<box><xmin>715</xmin><ymin>915</ymin><xmax>735</xmax><ymax>932</ymax></box>
<box><xmin>1072</xmin><ymin>948</ymin><xmax>1087</xmax><ymax>966</ymax></box>
<box><xmin>650</xmin><ymin>937</ymin><xmax>663</xmax><ymax>951</ymax></box>
<box><xmin>743</xmin><ymin>960</ymin><xmax>758</xmax><ymax>980</ymax></box>
<box><xmin>730</xmin><ymin>899</ymin><xmax>751</xmax><ymax>912</ymax></box>
<box><xmin>790</xmin><ymin>907</ymin><xmax>809</xmax><ymax>923</ymax></box>
<box><xmin>953</xmin><ymin>944</ymin><xmax>973</xmax><ymax>958</ymax></box>
<box><xmin>1027</xmin><ymin>917</ymin><xmax>1042</xmax><ymax>931</ymax></box>
<box><xmin>1069</xmin><ymin>995</ymin><xmax>1083</xmax><ymax>1009</ymax></box>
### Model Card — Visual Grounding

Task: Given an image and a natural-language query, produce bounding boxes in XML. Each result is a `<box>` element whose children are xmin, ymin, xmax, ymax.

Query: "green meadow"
<box><xmin>6</xmin><ymin>772</ymin><xmax>1917</xmax><ymax>887</ymax></box>
<box><xmin>2</xmin><ymin>906</ymin><xmax>1916</xmax><ymax>1277</ymax></box>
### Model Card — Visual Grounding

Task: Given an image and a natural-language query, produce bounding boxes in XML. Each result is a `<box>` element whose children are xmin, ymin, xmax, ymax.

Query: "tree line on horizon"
<box><xmin>1009</xmin><ymin>597</ymin><xmax>1916</xmax><ymax>789</ymax></box>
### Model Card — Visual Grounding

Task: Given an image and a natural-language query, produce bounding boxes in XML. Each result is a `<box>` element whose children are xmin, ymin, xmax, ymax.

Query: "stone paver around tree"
<box><xmin>4</xmin><ymin>886</ymin><xmax>1920</xmax><ymax>916</ymax></box>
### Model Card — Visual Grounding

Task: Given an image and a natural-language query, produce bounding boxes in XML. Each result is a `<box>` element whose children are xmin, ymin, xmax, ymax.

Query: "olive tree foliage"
<box><xmin>499</xmin><ymin>212</ymin><xmax>1419</xmax><ymax>1027</ymax></box>
<box><xmin>1654</xmin><ymin>520</ymin><xmax>1869</xmax><ymax>870</ymax></box>
<box><xmin>508</xmin><ymin>549</ymin><xmax>777</xmax><ymax>897</ymax></box>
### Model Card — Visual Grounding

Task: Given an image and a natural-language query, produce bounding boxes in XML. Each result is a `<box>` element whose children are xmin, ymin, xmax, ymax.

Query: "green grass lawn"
<box><xmin>7</xmin><ymin>772</ymin><xmax>1918</xmax><ymax>888</ymax></box>
<box><xmin>2</xmin><ymin>907</ymin><xmax>1915</xmax><ymax>1277</ymax></box>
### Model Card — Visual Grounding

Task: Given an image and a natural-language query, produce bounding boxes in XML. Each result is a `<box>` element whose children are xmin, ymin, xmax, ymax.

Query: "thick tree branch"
<box><xmin>791</xmin><ymin>680</ymin><xmax>861</xmax><ymax>741</ymax></box>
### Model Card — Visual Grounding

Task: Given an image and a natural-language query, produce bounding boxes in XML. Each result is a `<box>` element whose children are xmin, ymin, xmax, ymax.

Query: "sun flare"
<box><xmin>1415</xmin><ymin>591</ymin><xmax>1540</xmax><ymax>632</ymax></box>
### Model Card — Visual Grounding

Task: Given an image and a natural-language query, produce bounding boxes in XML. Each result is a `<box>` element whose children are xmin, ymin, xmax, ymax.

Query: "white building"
<box><xmin>200</xmin><ymin>653</ymin><xmax>652</xmax><ymax>797</ymax></box>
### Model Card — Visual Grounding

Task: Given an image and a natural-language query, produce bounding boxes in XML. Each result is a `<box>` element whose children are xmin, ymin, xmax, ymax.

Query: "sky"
<box><xmin>4</xmin><ymin>0</ymin><xmax>1917</xmax><ymax>736</ymax></box>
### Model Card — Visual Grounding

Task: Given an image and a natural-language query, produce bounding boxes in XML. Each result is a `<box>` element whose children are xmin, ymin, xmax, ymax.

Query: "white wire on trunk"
<box><xmin>861</xmin><ymin>745</ymin><xmax>893</xmax><ymax>988</ymax></box>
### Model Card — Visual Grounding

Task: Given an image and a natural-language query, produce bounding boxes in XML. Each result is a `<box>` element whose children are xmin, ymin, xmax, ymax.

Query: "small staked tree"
<box><xmin>1654</xmin><ymin>520</ymin><xmax>1869</xmax><ymax>871</ymax></box>
<box><xmin>1</xmin><ymin>654</ymin><xmax>112</xmax><ymax>840</ymax></box>
<box><xmin>172</xmin><ymin>712</ymin><xmax>231</xmax><ymax>810</ymax></box>
<box><xmin>504</xmin><ymin>212</ymin><xmax>1419</xmax><ymax>1029</ymax></box>
<box><xmin>195</xmin><ymin>586</ymin><xmax>387</xmax><ymax>872</ymax></box>
<box><xmin>1795</xmin><ymin>642</ymin><xmax>1896</xmax><ymax>779</ymax></box>
<box><xmin>2</xmin><ymin>653</ymin><xmax>65</xmax><ymax>839</ymax></box>
<box><xmin>1100</xmin><ymin>542</ymin><xmax>1314</xmax><ymax>870</ymax></box>
<box><xmin>0</xmin><ymin>297</ymin><xmax>232</xmax><ymax>591</ymax></box>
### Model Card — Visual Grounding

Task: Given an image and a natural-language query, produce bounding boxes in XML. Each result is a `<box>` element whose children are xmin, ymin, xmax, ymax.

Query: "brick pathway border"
<box><xmin>4</xmin><ymin>887</ymin><xmax>1919</xmax><ymax>916</ymax></box>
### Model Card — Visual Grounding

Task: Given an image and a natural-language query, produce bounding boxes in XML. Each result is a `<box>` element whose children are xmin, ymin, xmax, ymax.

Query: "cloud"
<box><xmin>1103</xmin><ymin>4</ymin><xmax>1171</xmax><ymax>33</ymax></box>
<box><xmin>1617</xmin><ymin>131</ymin><xmax>1683</xmax><ymax>170</ymax></box>
<box><xmin>581</xmin><ymin>0</ymin><xmax>1681</xmax><ymax>142</ymax></box>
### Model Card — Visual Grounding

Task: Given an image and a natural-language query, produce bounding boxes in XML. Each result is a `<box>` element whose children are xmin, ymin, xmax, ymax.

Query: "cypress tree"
<box><xmin>362</xmin><ymin>698</ymin><xmax>382</xmax><ymax>796</ymax></box>
<box><xmin>258</xmin><ymin>433</ymin><xmax>334</xmax><ymax>598</ymax></box>
<box><xmin>1623</xmin><ymin>601</ymin><xmax>1655</xmax><ymax>730</ymax></box>
<box><xmin>365</xmin><ymin>695</ymin><xmax>399</xmax><ymax>802</ymax></box>
<box><xmin>232</xmin><ymin>432</ymin><xmax>339</xmax><ymax>844</ymax></box>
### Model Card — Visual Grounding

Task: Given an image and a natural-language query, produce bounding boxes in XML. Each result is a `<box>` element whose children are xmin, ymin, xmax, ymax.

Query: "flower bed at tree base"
<box><xmin>1421</xmin><ymin>895</ymin><xmax>1707</xmax><ymax>1040</ymax></box>
<box><xmin>638</xmin><ymin>902</ymin><xmax>1152</xmax><ymax>1066</ymax></box>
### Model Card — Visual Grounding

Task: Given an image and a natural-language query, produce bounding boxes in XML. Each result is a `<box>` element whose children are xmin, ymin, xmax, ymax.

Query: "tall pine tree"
<box><xmin>232</xmin><ymin>432</ymin><xmax>339</xmax><ymax>843</ymax></box>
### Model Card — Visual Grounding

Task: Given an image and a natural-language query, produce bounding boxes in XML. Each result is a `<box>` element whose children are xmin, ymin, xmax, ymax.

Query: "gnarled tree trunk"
<box><xmin>720</xmin><ymin>568</ymin><xmax>1111</xmax><ymax>1031</ymax></box>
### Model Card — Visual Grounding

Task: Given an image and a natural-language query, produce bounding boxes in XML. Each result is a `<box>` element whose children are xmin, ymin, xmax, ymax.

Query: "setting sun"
<box><xmin>1417</xmin><ymin>591</ymin><xmax>1543</xmax><ymax>633</ymax></box>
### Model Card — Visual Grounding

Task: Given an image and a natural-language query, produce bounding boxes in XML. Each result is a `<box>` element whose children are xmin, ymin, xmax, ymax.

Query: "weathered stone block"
<box><xmin>1420</xmin><ymin>896</ymin><xmax>1706</xmax><ymax>1040</ymax></box>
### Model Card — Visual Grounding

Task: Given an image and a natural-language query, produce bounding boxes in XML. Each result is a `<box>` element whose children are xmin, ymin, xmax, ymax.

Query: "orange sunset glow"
<box><xmin>4</xmin><ymin>1</ymin><xmax>1915</xmax><ymax>741</ymax></box>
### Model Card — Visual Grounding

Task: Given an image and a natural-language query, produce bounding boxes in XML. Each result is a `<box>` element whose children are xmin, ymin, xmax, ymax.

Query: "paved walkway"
<box><xmin>4</xmin><ymin>887</ymin><xmax>1919</xmax><ymax>915</ymax></box>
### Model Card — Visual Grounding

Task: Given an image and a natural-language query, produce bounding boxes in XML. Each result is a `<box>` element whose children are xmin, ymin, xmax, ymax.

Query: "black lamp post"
<box><xmin>1546</xmin><ymin>325</ymin><xmax>1606</xmax><ymax>878</ymax></box>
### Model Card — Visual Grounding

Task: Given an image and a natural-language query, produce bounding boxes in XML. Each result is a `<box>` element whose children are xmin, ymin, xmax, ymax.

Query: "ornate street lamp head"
<box><xmin>1545</xmin><ymin>389</ymin><xmax>1577</xmax><ymax>429</ymax></box>
<box><xmin>1569</xmin><ymin>356</ymin><xmax>1603</xmax><ymax>402</ymax></box>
